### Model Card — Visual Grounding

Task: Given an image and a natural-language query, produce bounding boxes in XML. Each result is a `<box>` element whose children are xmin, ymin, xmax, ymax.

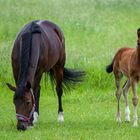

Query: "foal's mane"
<box><xmin>15</xmin><ymin>22</ymin><xmax>41</xmax><ymax>97</ymax></box>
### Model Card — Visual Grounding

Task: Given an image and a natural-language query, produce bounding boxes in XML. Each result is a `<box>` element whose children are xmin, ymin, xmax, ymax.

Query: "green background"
<box><xmin>0</xmin><ymin>0</ymin><xmax>140</xmax><ymax>139</ymax></box>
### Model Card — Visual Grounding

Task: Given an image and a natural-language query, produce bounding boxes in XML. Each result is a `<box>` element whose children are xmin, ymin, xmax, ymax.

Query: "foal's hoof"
<box><xmin>116</xmin><ymin>117</ymin><xmax>121</xmax><ymax>123</ymax></box>
<box><xmin>58</xmin><ymin>112</ymin><xmax>64</xmax><ymax>123</ymax></box>
<box><xmin>133</xmin><ymin>122</ymin><xmax>138</xmax><ymax>127</ymax></box>
<box><xmin>125</xmin><ymin>116</ymin><xmax>130</xmax><ymax>122</ymax></box>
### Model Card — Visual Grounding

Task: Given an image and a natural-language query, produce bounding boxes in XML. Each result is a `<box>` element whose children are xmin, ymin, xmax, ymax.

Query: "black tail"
<box><xmin>63</xmin><ymin>68</ymin><xmax>85</xmax><ymax>90</ymax></box>
<box><xmin>106</xmin><ymin>63</ymin><xmax>113</xmax><ymax>73</ymax></box>
<box><xmin>48</xmin><ymin>68</ymin><xmax>86</xmax><ymax>91</ymax></box>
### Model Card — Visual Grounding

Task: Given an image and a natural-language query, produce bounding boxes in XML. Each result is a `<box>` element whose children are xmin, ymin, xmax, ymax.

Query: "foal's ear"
<box><xmin>137</xmin><ymin>28</ymin><xmax>140</xmax><ymax>37</ymax></box>
<box><xmin>26</xmin><ymin>81</ymin><xmax>31</xmax><ymax>90</ymax></box>
<box><xmin>6</xmin><ymin>83</ymin><xmax>16</xmax><ymax>92</ymax></box>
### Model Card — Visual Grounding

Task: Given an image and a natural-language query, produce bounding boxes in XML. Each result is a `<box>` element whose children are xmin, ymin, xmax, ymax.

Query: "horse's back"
<box><xmin>36</xmin><ymin>20</ymin><xmax>65</xmax><ymax>69</ymax></box>
<box><xmin>12</xmin><ymin>20</ymin><xmax>65</xmax><ymax>78</ymax></box>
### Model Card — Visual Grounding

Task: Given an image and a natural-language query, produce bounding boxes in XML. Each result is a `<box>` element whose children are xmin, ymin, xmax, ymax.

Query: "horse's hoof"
<box><xmin>27</xmin><ymin>126</ymin><xmax>34</xmax><ymax>129</ymax></box>
<box><xmin>33</xmin><ymin>112</ymin><xmax>39</xmax><ymax>124</ymax></box>
<box><xmin>58</xmin><ymin>112</ymin><xmax>64</xmax><ymax>123</ymax></box>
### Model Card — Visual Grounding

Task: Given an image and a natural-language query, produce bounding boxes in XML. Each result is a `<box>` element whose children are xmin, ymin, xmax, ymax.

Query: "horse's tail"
<box><xmin>48</xmin><ymin>68</ymin><xmax>85</xmax><ymax>91</ymax></box>
<box><xmin>62</xmin><ymin>68</ymin><xmax>86</xmax><ymax>90</ymax></box>
<box><xmin>18</xmin><ymin>22</ymin><xmax>41</xmax><ymax>85</ymax></box>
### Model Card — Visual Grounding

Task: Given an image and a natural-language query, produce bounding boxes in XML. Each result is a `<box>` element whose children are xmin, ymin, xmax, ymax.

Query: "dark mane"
<box><xmin>15</xmin><ymin>22</ymin><xmax>41</xmax><ymax>97</ymax></box>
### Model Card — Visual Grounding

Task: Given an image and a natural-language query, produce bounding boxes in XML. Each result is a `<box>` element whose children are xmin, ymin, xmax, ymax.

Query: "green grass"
<box><xmin>1</xmin><ymin>0</ymin><xmax>140</xmax><ymax>139</ymax></box>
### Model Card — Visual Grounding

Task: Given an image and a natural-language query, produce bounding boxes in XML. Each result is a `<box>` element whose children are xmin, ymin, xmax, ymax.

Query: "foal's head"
<box><xmin>7</xmin><ymin>82</ymin><xmax>35</xmax><ymax>131</ymax></box>
<box><xmin>137</xmin><ymin>28</ymin><xmax>140</xmax><ymax>46</ymax></box>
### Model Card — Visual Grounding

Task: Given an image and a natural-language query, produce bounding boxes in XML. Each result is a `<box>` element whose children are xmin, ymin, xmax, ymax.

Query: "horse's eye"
<box><xmin>26</xmin><ymin>101</ymin><xmax>30</xmax><ymax>106</ymax></box>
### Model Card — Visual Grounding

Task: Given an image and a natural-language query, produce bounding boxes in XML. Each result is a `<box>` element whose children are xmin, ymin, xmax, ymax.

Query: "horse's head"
<box><xmin>7</xmin><ymin>82</ymin><xmax>35</xmax><ymax>131</ymax></box>
<box><xmin>137</xmin><ymin>28</ymin><xmax>140</xmax><ymax>46</ymax></box>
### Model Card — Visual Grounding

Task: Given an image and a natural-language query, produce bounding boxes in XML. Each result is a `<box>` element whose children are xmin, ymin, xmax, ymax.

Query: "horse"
<box><xmin>106</xmin><ymin>28</ymin><xmax>140</xmax><ymax>127</ymax></box>
<box><xmin>7</xmin><ymin>20</ymin><xmax>85</xmax><ymax>131</ymax></box>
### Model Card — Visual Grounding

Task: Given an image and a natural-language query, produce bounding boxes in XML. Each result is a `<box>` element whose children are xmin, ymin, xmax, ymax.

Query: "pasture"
<box><xmin>0</xmin><ymin>0</ymin><xmax>140</xmax><ymax>139</ymax></box>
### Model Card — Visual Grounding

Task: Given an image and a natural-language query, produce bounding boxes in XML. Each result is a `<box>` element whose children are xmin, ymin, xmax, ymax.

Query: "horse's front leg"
<box><xmin>33</xmin><ymin>85</ymin><xmax>41</xmax><ymax>124</ymax></box>
<box><xmin>32</xmin><ymin>73</ymin><xmax>42</xmax><ymax>124</ymax></box>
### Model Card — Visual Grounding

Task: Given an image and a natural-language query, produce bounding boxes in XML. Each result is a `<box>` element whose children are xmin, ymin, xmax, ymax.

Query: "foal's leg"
<box><xmin>114</xmin><ymin>72</ymin><xmax>122</xmax><ymax>122</ymax></box>
<box><xmin>123</xmin><ymin>80</ymin><xmax>130</xmax><ymax>122</ymax></box>
<box><xmin>53</xmin><ymin>66</ymin><xmax>64</xmax><ymax>122</ymax></box>
<box><xmin>131</xmin><ymin>79</ymin><xmax>138</xmax><ymax>127</ymax></box>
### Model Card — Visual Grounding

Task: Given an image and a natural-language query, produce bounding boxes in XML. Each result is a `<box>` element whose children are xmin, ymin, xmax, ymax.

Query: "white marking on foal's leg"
<box><xmin>125</xmin><ymin>106</ymin><xmax>130</xmax><ymax>122</ymax></box>
<box><xmin>116</xmin><ymin>112</ymin><xmax>121</xmax><ymax>123</ymax></box>
<box><xmin>33</xmin><ymin>112</ymin><xmax>39</xmax><ymax>124</ymax></box>
<box><xmin>115</xmin><ymin>77</ymin><xmax>122</xmax><ymax>123</ymax></box>
<box><xmin>58</xmin><ymin>112</ymin><xmax>64</xmax><ymax>123</ymax></box>
<box><xmin>133</xmin><ymin>106</ymin><xmax>138</xmax><ymax>127</ymax></box>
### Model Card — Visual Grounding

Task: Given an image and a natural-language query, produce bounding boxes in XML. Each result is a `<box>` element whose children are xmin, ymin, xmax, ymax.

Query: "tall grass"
<box><xmin>0</xmin><ymin>0</ymin><xmax>140</xmax><ymax>139</ymax></box>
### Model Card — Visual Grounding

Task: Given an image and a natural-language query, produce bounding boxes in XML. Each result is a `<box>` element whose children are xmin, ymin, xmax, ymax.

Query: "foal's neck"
<box><xmin>136</xmin><ymin>46</ymin><xmax>140</xmax><ymax>64</ymax></box>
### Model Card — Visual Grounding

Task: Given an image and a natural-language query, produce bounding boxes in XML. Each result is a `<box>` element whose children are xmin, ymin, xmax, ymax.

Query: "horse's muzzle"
<box><xmin>17</xmin><ymin>121</ymin><xmax>28</xmax><ymax>131</ymax></box>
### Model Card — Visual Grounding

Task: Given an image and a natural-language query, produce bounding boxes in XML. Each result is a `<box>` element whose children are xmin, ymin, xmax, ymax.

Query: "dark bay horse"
<box><xmin>106</xmin><ymin>28</ymin><xmax>140</xmax><ymax>127</ymax></box>
<box><xmin>7</xmin><ymin>20</ymin><xmax>85</xmax><ymax>130</ymax></box>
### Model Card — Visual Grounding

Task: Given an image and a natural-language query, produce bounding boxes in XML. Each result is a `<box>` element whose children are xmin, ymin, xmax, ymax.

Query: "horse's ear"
<box><xmin>137</xmin><ymin>28</ymin><xmax>140</xmax><ymax>37</ymax></box>
<box><xmin>26</xmin><ymin>81</ymin><xmax>31</xmax><ymax>90</ymax></box>
<box><xmin>6</xmin><ymin>83</ymin><xmax>16</xmax><ymax>92</ymax></box>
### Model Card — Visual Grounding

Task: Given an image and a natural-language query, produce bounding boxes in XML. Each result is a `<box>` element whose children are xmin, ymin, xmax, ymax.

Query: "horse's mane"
<box><xmin>15</xmin><ymin>22</ymin><xmax>41</xmax><ymax>97</ymax></box>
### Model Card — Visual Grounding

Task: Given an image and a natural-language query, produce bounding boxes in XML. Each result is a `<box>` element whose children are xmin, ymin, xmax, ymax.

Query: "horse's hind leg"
<box><xmin>114</xmin><ymin>71</ymin><xmax>123</xmax><ymax>122</ymax></box>
<box><xmin>123</xmin><ymin>79</ymin><xmax>130</xmax><ymax>122</ymax></box>
<box><xmin>53</xmin><ymin>66</ymin><xmax>64</xmax><ymax>122</ymax></box>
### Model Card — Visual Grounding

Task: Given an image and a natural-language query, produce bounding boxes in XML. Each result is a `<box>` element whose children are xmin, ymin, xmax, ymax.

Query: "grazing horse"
<box><xmin>7</xmin><ymin>20</ymin><xmax>85</xmax><ymax>131</ymax></box>
<box><xmin>106</xmin><ymin>28</ymin><xmax>140</xmax><ymax>127</ymax></box>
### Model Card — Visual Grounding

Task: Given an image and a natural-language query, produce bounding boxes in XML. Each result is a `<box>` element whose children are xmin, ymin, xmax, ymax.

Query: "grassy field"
<box><xmin>1</xmin><ymin>0</ymin><xmax>140</xmax><ymax>139</ymax></box>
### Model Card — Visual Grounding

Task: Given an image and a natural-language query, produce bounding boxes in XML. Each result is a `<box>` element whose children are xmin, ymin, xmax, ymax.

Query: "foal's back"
<box><xmin>113</xmin><ymin>47</ymin><xmax>137</xmax><ymax>76</ymax></box>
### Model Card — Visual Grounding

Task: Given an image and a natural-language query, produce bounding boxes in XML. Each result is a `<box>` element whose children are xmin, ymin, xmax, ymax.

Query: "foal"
<box><xmin>106</xmin><ymin>28</ymin><xmax>140</xmax><ymax>127</ymax></box>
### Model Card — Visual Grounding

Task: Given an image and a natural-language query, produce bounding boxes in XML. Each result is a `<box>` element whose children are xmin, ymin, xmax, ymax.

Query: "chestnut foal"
<box><xmin>106</xmin><ymin>28</ymin><xmax>140</xmax><ymax>127</ymax></box>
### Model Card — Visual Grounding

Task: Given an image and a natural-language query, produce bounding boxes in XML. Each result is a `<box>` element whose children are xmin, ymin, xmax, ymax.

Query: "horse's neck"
<box><xmin>26</xmin><ymin>67</ymin><xmax>37</xmax><ymax>86</ymax></box>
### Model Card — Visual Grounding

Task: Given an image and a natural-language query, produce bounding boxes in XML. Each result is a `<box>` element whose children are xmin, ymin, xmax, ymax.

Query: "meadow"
<box><xmin>0</xmin><ymin>0</ymin><xmax>140</xmax><ymax>139</ymax></box>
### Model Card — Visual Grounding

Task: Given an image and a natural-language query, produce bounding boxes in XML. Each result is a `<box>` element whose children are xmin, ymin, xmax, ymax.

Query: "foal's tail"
<box><xmin>106</xmin><ymin>62</ymin><xmax>113</xmax><ymax>73</ymax></box>
<box><xmin>106</xmin><ymin>48</ymin><xmax>124</xmax><ymax>73</ymax></box>
<box><xmin>106</xmin><ymin>53</ymin><xmax>118</xmax><ymax>74</ymax></box>
<box><xmin>62</xmin><ymin>68</ymin><xmax>86</xmax><ymax>90</ymax></box>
